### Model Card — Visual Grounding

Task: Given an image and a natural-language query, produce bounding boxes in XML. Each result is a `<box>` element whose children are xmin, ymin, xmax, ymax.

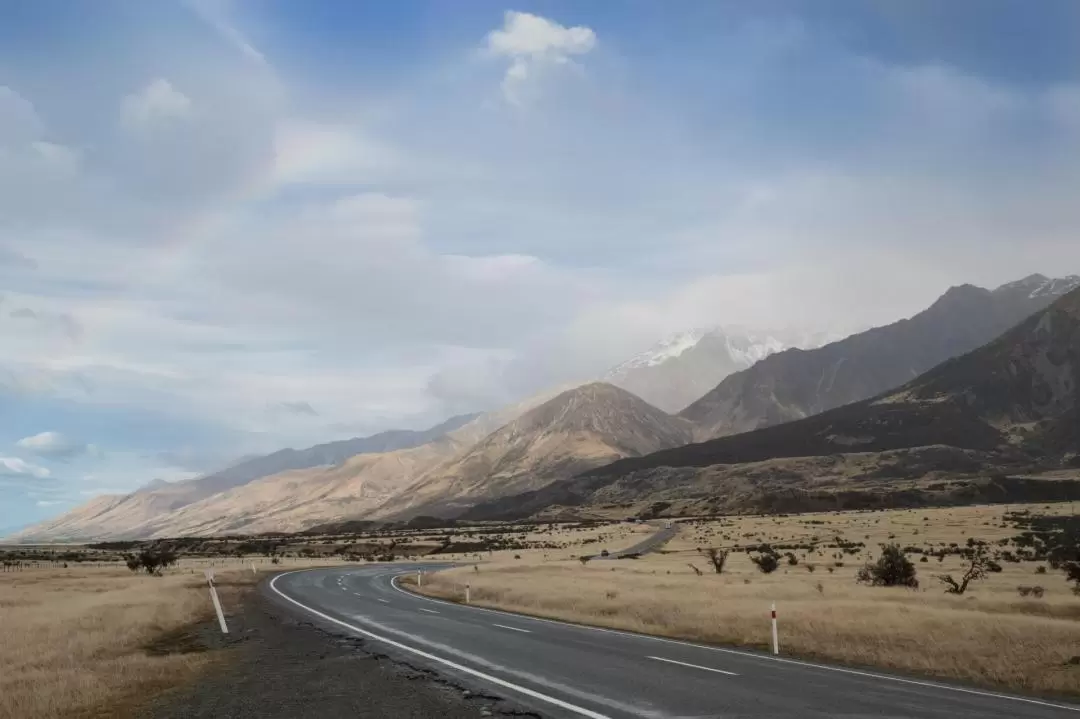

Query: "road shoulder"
<box><xmin>136</xmin><ymin>574</ymin><xmax>527</xmax><ymax>719</ymax></box>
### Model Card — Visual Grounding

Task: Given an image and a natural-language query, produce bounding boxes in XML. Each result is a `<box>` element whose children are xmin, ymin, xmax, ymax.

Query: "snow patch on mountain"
<box><xmin>994</xmin><ymin>273</ymin><xmax>1080</xmax><ymax>299</ymax></box>
<box><xmin>1031</xmin><ymin>275</ymin><xmax>1080</xmax><ymax>298</ymax></box>
<box><xmin>606</xmin><ymin>327</ymin><xmax>837</xmax><ymax>379</ymax></box>
<box><xmin>609</xmin><ymin>329</ymin><xmax>710</xmax><ymax>372</ymax></box>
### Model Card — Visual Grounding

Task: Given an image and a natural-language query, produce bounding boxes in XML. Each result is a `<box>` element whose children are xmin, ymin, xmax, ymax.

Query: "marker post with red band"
<box><xmin>770</xmin><ymin>602</ymin><xmax>779</xmax><ymax>655</ymax></box>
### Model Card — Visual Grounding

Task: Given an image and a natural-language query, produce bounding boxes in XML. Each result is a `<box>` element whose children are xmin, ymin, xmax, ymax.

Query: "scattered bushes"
<box><xmin>856</xmin><ymin>544</ymin><xmax>918</xmax><ymax>589</ymax></box>
<box><xmin>124</xmin><ymin>549</ymin><xmax>178</xmax><ymax>575</ymax></box>
<box><xmin>1018</xmin><ymin>585</ymin><xmax>1046</xmax><ymax>599</ymax></box>
<box><xmin>703</xmin><ymin>548</ymin><xmax>729</xmax><ymax>574</ymax></box>
<box><xmin>936</xmin><ymin>543</ymin><xmax>993</xmax><ymax>595</ymax></box>
<box><xmin>750</xmin><ymin>546</ymin><xmax>780</xmax><ymax>574</ymax></box>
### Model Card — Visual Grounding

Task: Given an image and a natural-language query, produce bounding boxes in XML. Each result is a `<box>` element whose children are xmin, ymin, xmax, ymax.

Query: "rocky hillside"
<box><xmin>468</xmin><ymin>286</ymin><xmax>1080</xmax><ymax>520</ymax></box>
<box><xmin>371</xmin><ymin>383</ymin><xmax>695</xmax><ymax>520</ymax></box>
<box><xmin>681</xmin><ymin>274</ymin><xmax>1080</xmax><ymax>440</ymax></box>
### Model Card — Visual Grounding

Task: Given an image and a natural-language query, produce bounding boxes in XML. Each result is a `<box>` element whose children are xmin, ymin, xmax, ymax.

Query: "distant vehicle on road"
<box><xmin>600</xmin><ymin>549</ymin><xmax>610</xmax><ymax>557</ymax></box>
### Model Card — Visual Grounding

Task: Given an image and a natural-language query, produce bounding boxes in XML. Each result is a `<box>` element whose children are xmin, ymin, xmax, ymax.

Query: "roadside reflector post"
<box><xmin>418</xmin><ymin>570</ymin><xmax>423</xmax><ymax>588</ymax></box>
<box><xmin>251</xmin><ymin>561</ymin><xmax>257</xmax><ymax>575</ymax></box>
<box><xmin>770</xmin><ymin>602</ymin><xmax>779</xmax><ymax>655</ymax></box>
<box><xmin>206</xmin><ymin>569</ymin><xmax>229</xmax><ymax>635</ymax></box>
<box><xmin>466</xmin><ymin>583</ymin><xmax>471</xmax><ymax>604</ymax></box>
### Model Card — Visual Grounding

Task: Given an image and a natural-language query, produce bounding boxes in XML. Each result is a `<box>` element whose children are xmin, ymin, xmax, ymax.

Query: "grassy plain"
<box><xmin>413</xmin><ymin>503</ymin><xmax>1080</xmax><ymax>696</ymax></box>
<box><xmin>0</xmin><ymin>562</ymin><xmax>265</xmax><ymax>719</ymax></box>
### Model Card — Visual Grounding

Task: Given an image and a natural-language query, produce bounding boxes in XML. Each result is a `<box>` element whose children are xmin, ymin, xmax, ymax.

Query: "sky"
<box><xmin>1</xmin><ymin>0</ymin><xmax>1079</xmax><ymax>530</ymax></box>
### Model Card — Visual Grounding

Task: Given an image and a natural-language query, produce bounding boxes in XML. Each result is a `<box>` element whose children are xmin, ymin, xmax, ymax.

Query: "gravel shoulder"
<box><xmin>136</xmin><ymin>573</ymin><xmax>532</xmax><ymax>719</ymax></box>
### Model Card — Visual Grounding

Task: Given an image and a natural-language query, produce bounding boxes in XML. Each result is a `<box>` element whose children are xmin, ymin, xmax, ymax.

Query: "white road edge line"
<box><xmin>390</xmin><ymin>573</ymin><xmax>1079</xmax><ymax>712</ymax></box>
<box><xmin>492</xmin><ymin>623</ymin><xmax>532</xmax><ymax>634</ymax></box>
<box><xmin>269</xmin><ymin>571</ymin><xmax>611</xmax><ymax>719</ymax></box>
<box><xmin>648</xmin><ymin>656</ymin><xmax>737</xmax><ymax>676</ymax></box>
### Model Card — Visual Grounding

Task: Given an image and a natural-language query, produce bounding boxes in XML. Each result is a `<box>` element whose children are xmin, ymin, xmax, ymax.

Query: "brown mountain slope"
<box><xmin>370</xmin><ymin>382</ymin><xmax>695</xmax><ymax>520</ymax></box>
<box><xmin>8</xmin><ymin>386</ymin><xmax>576</xmax><ymax>541</ymax></box>
<box><xmin>467</xmin><ymin>287</ymin><xmax>1080</xmax><ymax>520</ymax></box>
<box><xmin>7</xmin><ymin>413</ymin><xmax>479</xmax><ymax>542</ymax></box>
<box><xmin>681</xmin><ymin>274</ymin><xmax>1080</xmax><ymax>440</ymax></box>
<box><xmin>132</xmin><ymin>440</ymin><xmax>459</xmax><ymax>537</ymax></box>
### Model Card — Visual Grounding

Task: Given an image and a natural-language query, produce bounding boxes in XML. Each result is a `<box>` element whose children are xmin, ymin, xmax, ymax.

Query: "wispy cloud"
<box><xmin>16</xmin><ymin>432</ymin><xmax>93</xmax><ymax>461</ymax></box>
<box><xmin>0</xmin><ymin>456</ymin><xmax>50</xmax><ymax>479</ymax></box>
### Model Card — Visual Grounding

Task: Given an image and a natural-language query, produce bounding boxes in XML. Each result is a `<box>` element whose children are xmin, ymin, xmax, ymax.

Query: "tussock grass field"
<box><xmin>0</xmin><ymin>563</ymin><xmax>258</xmax><ymax>719</ymax></box>
<box><xmin>413</xmin><ymin>503</ymin><xmax>1080</xmax><ymax>696</ymax></box>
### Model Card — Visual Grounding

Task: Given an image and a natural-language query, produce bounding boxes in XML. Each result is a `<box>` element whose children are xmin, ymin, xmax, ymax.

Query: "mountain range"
<box><xmin>467</xmin><ymin>283</ymin><xmax>1080</xmax><ymax>520</ymax></box>
<box><xmin>681</xmin><ymin>274</ymin><xmax>1080</xmax><ymax>439</ymax></box>
<box><xmin>10</xmin><ymin>273</ymin><xmax>1080</xmax><ymax>542</ymax></box>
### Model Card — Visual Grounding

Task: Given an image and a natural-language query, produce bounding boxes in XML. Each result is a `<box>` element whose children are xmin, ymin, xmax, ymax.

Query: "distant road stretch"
<box><xmin>267</xmin><ymin>564</ymin><xmax>1079</xmax><ymax>719</ymax></box>
<box><xmin>602</xmin><ymin>522</ymin><xmax>677</xmax><ymax>558</ymax></box>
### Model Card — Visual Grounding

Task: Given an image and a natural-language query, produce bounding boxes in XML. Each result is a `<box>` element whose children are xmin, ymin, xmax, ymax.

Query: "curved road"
<box><xmin>595</xmin><ymin>522</ymin><xmax>678</xmax><ymax>559</ymax></box>
<box><xmin>267</xmin><ymin>564</ymin><xmax>1079</xmax><ymax>719</ymax></box>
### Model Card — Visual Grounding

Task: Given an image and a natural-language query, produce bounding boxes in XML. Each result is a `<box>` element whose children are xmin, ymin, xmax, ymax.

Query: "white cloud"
<box><xmin>121</xmin><ymin>79</ymin><xmax>193</xmax><ymax>129</ymax></box>
<box><xmin>484</xmin><ymin>11</ymin><xmax>597</xmax><ymax>105</ymax></box>
<box><xmin>0</xmin><ymin>457</ymin><xmax>50</xmax><ymax>479</ymax></box>
<box><xmin>16</xmin><ymin>432</ymin><xmax>92</xmax><ymax>461</ymax></box>
<box><xmin>272</xmin><ymin>120</ymin><xmax>397</xmax><ymax>187</ymax></box>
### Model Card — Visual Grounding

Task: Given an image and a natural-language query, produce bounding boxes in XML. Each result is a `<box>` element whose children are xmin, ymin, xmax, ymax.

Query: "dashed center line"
<box><xmin>647</xmin><ymin>656</ymin><xmax>738</xmax><ymax>676</ymax></box>
<box><xmin>418</xmin><ymin>608</ymin><xmax>440</xmax><ymax>614</ymax></box>
<box><xmin>492</xmin><ymin>623</ymin><xmax>531</xmax><ymax>634</ymax></box>
<box><xmin>377</xmin><ymin>598</ymin><xmax>390</xmax><ymax>603</ymax></box>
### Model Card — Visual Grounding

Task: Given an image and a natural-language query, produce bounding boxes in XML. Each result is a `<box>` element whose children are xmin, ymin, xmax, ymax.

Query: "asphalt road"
<box><xmin>267</xmin><ymin>564</ymin><xmax>1080</xmax><ymax>719</ymax></box>
<box><xmin>596</xmin><ymin>522</ymin><xmax>678</xmax><ymax>559</ymax></box>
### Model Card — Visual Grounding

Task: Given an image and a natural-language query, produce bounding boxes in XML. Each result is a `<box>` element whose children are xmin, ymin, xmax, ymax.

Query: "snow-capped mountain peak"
<box><xmin>1030</xmin><ymin>275</ymin><xmax>1080</xmax><ymax>298</ymax></box>
<box><xmin>608</xmin><ymin>328</ymin><xmax>710</xmax><ymax>373</ymax></box>
<box><xmin>994</xmin><ymin>273</ymin><xmax>1080</xmax><ymax>299</ymax></box>
<box><xmin>603</xmin><ymin>326</ymin><xmax>841</xmax><ymax>413</ymax></box>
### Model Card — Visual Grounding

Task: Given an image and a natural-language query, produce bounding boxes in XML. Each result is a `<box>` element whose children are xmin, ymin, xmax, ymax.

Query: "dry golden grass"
<box><xmin>414</xmin><ymin>503</ymin><xmax>1080</xmax><ymax>696</ymax></box>
<box><xmin>0</xmin><ymin>563</ymin><xmax>258</xmax><ymax>719</ymax></box>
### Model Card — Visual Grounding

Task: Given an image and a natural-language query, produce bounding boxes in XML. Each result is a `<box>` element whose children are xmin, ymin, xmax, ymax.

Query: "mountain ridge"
<box><xmin>369</xmin><ymin>382</ymin><xmax>695</xmax><ymax>520</ymax></box>
<box><xmin>466</xmin><ymin>286</ymin><xmax>1080</xmax><ymax>520</ymax></box>
<box><xmin>6</xmin><ymin>412</ymin><xmax>479</xmax><ymax>542</ymax></box>
<box><xmin>679</xmin><ymin>275</ymin><xmax>1080</xmax><ymax>440</ymax></box>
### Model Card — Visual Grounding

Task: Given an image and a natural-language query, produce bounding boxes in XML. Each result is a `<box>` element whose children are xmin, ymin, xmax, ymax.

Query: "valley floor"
<box><xmin>412</xmin><ymin>503</ymin><xmax>1080</xmax><ymax>697</ymax></box>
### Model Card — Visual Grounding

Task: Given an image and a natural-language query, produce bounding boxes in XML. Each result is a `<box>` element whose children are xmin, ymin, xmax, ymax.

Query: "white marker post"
<box><xmin>770</xmin><ymin>602</ymin><xmax>779</xmax><ymax>655</ymax></box>
<box><xmin>251</xmin><ymin>561</ymin><xmax>257</xmax><ymax>575</ymax></box>
<box><xmin>465</xmin><ymin>583</ymin><xmax>471</xmax><ymax>604</ymax></box>
<box><xmin>206</xmin><ymin>569</ymin><xmax>229</xmax><ymax>635</ymax></box>
<box><xmin>417</xmin><ymin>570</ymin><xmax>423</xmax><ymax>588</ymax></box>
